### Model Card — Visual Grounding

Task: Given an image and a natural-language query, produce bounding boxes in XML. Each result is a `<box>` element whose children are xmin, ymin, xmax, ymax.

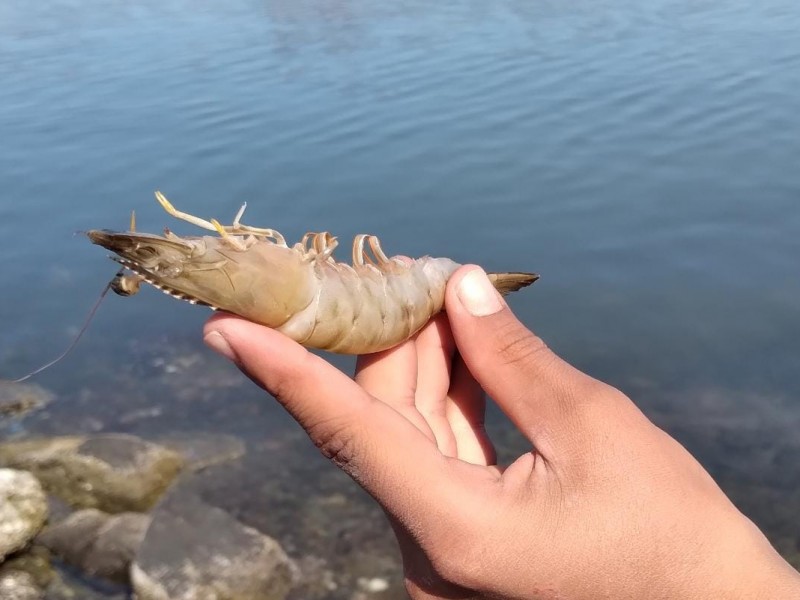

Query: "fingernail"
<box><xmin>204</xmin><ymin>331</ymin><xmax>237</xmax><ymax>362</ymax></box>
<box><xmin>457</xmin><ymin>268</ymin><xmax>504</xmax><ymax>316</ymax></box>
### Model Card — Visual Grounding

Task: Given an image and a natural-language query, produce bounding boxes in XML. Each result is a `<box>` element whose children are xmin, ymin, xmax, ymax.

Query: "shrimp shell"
<box><xmin>87</xmin><ymin>193</ymin><xmax>538</xmax><ymax>354</ymax></box>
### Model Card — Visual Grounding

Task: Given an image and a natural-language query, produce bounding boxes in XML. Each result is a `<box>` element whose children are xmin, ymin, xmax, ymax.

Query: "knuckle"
<box><xmin>305</xmin><ymin>415</ymin><xmax>363</xmax><ymax>475</ymax></box>
<box><xmin>493</xmin><ymin>318</ymin><xmax>553</xmax><ymax>370</ymax></box>
<box><xmin>263</xmin><ymin>373</ymin><xmax>295</xmax><ymax>406</ymax></box>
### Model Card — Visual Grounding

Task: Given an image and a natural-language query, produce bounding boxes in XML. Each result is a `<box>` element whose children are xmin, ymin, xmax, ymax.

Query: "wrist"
<box><xmin>692</xmin><ymin>515</ymin><xmax>800</xmax><ymax>599</ymax></box>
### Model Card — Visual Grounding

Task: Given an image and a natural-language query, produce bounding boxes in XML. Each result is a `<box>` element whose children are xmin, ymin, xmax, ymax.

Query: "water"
<box><xmin>1</xmin><ymin>0</ymin><xmax>799</xmax><ymax>587</ymax></box>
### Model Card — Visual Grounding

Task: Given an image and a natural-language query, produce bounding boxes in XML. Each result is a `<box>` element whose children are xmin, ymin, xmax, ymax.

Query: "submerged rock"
<box><xmin>0</xmin><ymin>570</ymin><xmax>42</xmax><ymax>600</ymax></box>
<box><xmin>41</xmin><ymin>568</ymin><xmax>128</xmax><ymax>600</ymax></box>
<box><xmin>157</xmin><ymin>432</ymin><xmax>246</xmax><ymax>472</ymax></box>
<box><xmin>38</xmin><ymin>509</ymin><xmax>150</xmax><ymax>584</ymax></box>
<box><xmin>0</xmin><ymin>382</ymin><xmax>54</xmax><ymax>421</ymax></box>
<box><xmin>0</xmin><ymin>545</ymin><xmax>55</xmax><ymax>591</ymax></box>
<box><xmin>0</xmin><ymin>434</ymin><xmax>183</xmax><ymax>513</ymax></box>
<box><xmin>132</xmin><ymin>487</ymin><xmax>297</xmax><ymax>600</ymax></box>
<box><xmin>0</xmin><ymin>469</ymin><xmax>48</xmax><ymax>561</ymax></box>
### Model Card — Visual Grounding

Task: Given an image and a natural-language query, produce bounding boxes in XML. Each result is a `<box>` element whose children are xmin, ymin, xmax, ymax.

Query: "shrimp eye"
<box><xmin>111</xmin><ymin>274</ymin><xmax>142</xmax><ymax>297</ymax></box>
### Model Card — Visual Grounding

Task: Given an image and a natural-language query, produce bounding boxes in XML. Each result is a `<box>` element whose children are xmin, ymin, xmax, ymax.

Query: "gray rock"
<box><xmin>38</xmin><ymin>509</ymin><xmax>107</xmax><ymax>561</ymax></box>
<box><xmin>39</xmin><ymin>509</ymin><xmax>150</xmax><ymax>583</ymax></box>
<box><xmin>132</xmin><ymin>488</ymin><xmax>297</xmax><ymax>600</ymax></box>
<box><xmin>86</xmin><ymin>511</ymin><xmax>150</xmax><ymax>582</ymax></box>
<box><xmin>0</xmin><ymin>469</ymin><xmax>48</xmax><ymax>560</ymax></box>
<box><xmin>0</xmin><ymin>571</ymin><xmax>42</xmax><ymax>600</ymax></box>
<box><xmin>0</xmin><ymin>434</ymin><xmax>183</xmax><ymax>513</ymax></box>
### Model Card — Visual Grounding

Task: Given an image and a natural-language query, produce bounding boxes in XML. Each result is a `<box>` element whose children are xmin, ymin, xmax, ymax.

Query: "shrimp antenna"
<box><xmin>9</xmin><ymin>270</ymin><xmax>123</xmax><ymax>383</ymax></box>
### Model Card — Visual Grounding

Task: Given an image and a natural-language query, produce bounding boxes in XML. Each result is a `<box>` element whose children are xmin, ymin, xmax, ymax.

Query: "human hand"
<box><xmin>203</xmin><ymin>266</ymin><xmax>800</xmax><ymax>599</ymax></box>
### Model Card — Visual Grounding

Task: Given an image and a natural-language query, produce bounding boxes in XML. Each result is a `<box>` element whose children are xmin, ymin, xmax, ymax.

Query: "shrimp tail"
<box><xmin>487</xmin><ymin>272</ymin><xmax>539</xmax><ymax>295</ymax></box>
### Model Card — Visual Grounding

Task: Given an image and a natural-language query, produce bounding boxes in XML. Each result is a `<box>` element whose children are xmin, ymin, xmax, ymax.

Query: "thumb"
<box><xmin>203</xmin><ymin>313</ymin><xmax>460</xmax><ymax>522</ymax></box>
<box><xmin>445</xmin><ymin>266</ymin><xmax>608</xmax><ymax>452</ymax></box>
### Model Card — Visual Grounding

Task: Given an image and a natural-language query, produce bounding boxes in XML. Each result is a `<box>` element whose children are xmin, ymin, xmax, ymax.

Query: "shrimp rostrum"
<box><xmin>87</xmin><ymin>193</ymin><xmax>538</xmax><ymax>354</ymax></box>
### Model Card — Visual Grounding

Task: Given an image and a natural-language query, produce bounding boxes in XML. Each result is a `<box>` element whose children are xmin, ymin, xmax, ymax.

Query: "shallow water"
<box><xmin>1</xmin><ymin>0</ymin><xmax>799</xmax><ymax>588</ymax></box>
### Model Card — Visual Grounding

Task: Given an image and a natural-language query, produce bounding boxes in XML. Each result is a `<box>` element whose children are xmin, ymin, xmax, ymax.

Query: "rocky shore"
<box><xmin>0</xmin><ymin>380</ymin><xmax>397</xmax><ymax>600</ymax></box>
<box><xmin>0</xmin><ymin>427</ymin><xmax>296</xmax><ymax>599</ymax></box>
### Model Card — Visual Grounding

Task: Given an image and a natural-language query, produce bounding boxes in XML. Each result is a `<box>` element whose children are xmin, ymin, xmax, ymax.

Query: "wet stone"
<box><xmin>357</xmin><ymin>577</ymin><xmax>390</xmax><ymax>593</ymax></box>
<box><xmin>0</xmin><ymin>570</ymin><xmax>42</xmax><ymax>600</ymax></box>
<box><xmin>77</xmin><ymin>436</ymin><xmax>143</xmax><ymax>467</ymax></box>
<box><xmin>0</xmin><ymin>545</ymin><xmax>55</xmax><ymax>591</ymax></box>
<box><xmin>39</xmin><ymin>509</ymin><xmax>150</xmax><ymax>584</ymax></box>
<box><xmin>292</xmin><ymin>555</ymin><xmax>339</xmax><ymax>597</ymax></box>
<box><xmin>42</xmin><ymin>568</ymin><xmax>128</xmax><ymax>600</ymax></box>
<box><xmin>0</xmin><ymin>469</ymin><xmax>48</xmax><ymax>560</ymax></box>
<box><xmin>0</xmin><ymin>382</ymin><xmax>54</xmax><ymax>420</ymax></box>
<box><xmin>157</xmin><ymin>432</ymin><xmax>246</xmax><ymax>472</ymax></box>
<box><xmin>0</xmin><ymin>434</ymin><xmax>183</xmax><ymax>513</ymax></box>
<box><xmin>132</xmin><ymin>486</ymin><xmax>298</xmax><ymax>600</ymax></box>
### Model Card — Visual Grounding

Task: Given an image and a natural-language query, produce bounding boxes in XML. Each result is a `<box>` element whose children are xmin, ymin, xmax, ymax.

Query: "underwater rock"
<box><xmin>41</xmin><ymin>567</ymin><xmax>129</xmax><ymax>600</ymax></box>
<box><xmin>0</xmin><ymin>434</ymin><xmax>183</xmax><ymax>513</ymax></box>
<box><xmin>0</xmin><ymin>570</ymin><xmax>42</xmax><ymax>600</ymax></box>
<box><xmin>132</xmin><ymin>487</ymin><xmax>298</xmax><ymax>600</ymax></box>
<box><xmin>0</xmin><ymin>541</ymin><xmax>57</xmax><ymax>598</ymax></box>
<box><xmin>0</xmin><ymin>469</ymin><xmax>48</xmax><ymax>561</ymax></box>
<box><xmin>157</xmin><ymin>432</ymin><xmax>246</xmax><ymax>472</ymax></box>
<box><xmin>0</xmin><ymin>382</ymin><xmax>54</xmax><ymax>421</ymax></box>
<box><xmin>38</xmin><ymin>509</ymin><xmax>150</xmax><ymax>584</ymax></box>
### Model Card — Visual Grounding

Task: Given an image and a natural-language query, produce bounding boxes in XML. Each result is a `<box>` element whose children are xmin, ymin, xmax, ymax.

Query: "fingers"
<box><xmin>411</xmin><ymin>315</ymin><xmax>458</xmax><ymax>456</ymax></box>
<box><xmin>354</xmin><ymin>341</ymin><xmax>437</xmax><ymax>442</ymax></box>
<box><xmin>446</xmin><ymin>354</ymin><xmax>496</xmax><ymax>465</ymax></box>
<box><xmin>357</xmin><ymin>316</ymin><xmax>494</xmax><ymax>464</ymax></box>
<box><xmin>353</xmin><ymin>341</ymin><xmax>417</xmax><ymax>409</ymax></box>
<box><xmin>356</xmin><ymin>316</ymin><xmax>460</xmax><ymax>457</ymax></box>
<box><xmin>203</xmin><ymin>313</ymin><xmax>455</xmax><ymax>519</ymax></box>
<box><xmin>444</xmin><ymin>266</ymin><xmax>620</xmax><ymax>454</ymax></box>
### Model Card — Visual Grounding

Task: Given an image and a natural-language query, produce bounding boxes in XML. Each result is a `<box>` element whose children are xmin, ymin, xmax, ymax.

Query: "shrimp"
<box><xmin>87</xmin><ymin>192</ymin><xmax>538</xmax><ymax>354</ymax></box>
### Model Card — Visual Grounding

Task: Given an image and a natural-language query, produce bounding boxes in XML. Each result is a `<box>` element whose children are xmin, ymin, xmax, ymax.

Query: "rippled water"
<box><xmin>1</xmin><ymin>0</ymin><xmax>799</xmax><ymax>586</ymax></box>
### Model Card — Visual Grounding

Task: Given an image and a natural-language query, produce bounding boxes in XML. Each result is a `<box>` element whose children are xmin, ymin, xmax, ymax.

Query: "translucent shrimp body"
<box><xmin>88</xmin><ymin>193</ymin><xmax>537</xmax><ymax>354</ymax></box>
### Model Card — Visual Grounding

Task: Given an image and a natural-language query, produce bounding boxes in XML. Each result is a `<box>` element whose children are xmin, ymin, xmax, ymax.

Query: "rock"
<box><xmin>39</xmin><ymin>509</ymin><xmax>108</xmax><ymax>562</ymax></box>
<box><xmin>0</xmin><ymin>382</ymin><xmax>54</xmax><ymax>421</ymax></box>
<box><xmin>357</xmin><ymin>577</ymin><xmax>390</xmax><ymax>593</ymax></box>
<box><xmin>42</xmin><ymin>568</ymin><xmax>128</xmax><ymax>600</ymax></box>
<box><xmin>292</xmin><ymin>555</ymin><xmax>338</xmax><ymax>597</ymax></box>
<box><xmin>157</xmin><ymin>433</ymin><xmax>246</xmax><ymax>472</ymax></box>
<box><xmin>39</xmin><ymin>509</ymin><xmax>150</xmax><ymax>583</ymax></box>
<box><xmin>0</xmin><ymin>469</ymin><xmax>48</xmax><ymax>560</ymax></box>
<box><xmin>0</xmin><ymin>545</ymin><xmax>55</xmax><ymax>590</ymax></box>
<box><xmin>84</xmin><ymin>511</ymin><xmax>150</xmax><ymax>582</ymax></box>
<box><xmin>0</xmin><ymin>434</ymin><xmax>183</xmax><ymax>512</ymax></box>
<box><xmin>132</xmin><ymin>487</ymin><xmax>297</xmax><ymax>600</ymax></box>
<box><xmin>0</xmin><ymin>571</ymin><xmax>42</xmax><ymax>600</ymax></box>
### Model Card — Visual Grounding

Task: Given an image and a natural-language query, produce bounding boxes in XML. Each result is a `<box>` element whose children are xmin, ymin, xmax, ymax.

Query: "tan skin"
<box><xmin>204</xmin><ymin>266</ymin><xmax>800</xmax><ymax>599</ymax></box>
